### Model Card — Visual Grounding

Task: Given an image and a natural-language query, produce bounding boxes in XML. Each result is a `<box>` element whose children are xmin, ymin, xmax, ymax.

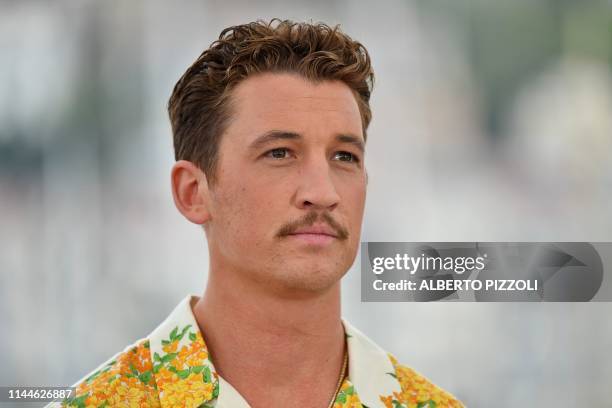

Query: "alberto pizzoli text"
<box><xmin>373</xmin><ymin>279</ymin><xmax>539</xmax><ymax>292</ymax></box>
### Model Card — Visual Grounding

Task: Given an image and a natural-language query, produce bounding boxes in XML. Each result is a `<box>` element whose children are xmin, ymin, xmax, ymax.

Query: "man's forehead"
<box><xmin>231</xmin><ymin>73</ymin><xmax>360</xmax><ymax>113</ymax></box>
<box><xmin>226</xmin><ymin>72</ymin><xmax>364</xmax><ymax>139</ymax></box>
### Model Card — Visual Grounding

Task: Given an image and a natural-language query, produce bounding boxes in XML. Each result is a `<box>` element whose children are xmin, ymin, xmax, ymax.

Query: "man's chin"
<box><xmin>264</xmin><ymin>266</ymin><xmax>347</xmax><ymax>297</ymax></box>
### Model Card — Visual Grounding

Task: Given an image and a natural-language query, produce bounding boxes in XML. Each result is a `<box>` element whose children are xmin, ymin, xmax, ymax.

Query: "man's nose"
<box><xmin>294</xmin><ymin>160</ymin><xmax>340</xmax><ymax>211</ymax></box>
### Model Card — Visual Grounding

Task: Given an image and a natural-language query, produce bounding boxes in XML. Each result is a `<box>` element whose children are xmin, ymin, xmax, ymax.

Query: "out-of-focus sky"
<box><xmin>1</xmin><ymin>1</ymin><xmax>611</xmax><ymax>406</ymax></box>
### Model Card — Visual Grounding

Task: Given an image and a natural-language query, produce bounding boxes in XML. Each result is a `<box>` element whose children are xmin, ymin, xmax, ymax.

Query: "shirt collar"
<box><xmin>343</xmin><ymin>319</ymin><xmax>402</xmax><ymax>407</ymax></box>
<box><xmin>149</xmin><ymin>295</ymin><xmax>220</xmax><ymax>407</ymax></box>
<box><xmin>149</xmin><ymin>295</ymin><xmax>400</xmax><ymax>408</ymax></box>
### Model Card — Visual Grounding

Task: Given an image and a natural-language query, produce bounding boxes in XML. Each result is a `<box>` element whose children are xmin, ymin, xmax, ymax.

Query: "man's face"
<box><xmin>205</xmin><ymin>72</ymin><xmax>367</xmax><ymax>295</ymax></box>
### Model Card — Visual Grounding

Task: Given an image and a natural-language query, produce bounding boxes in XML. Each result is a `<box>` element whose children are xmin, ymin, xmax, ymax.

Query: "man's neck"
<box><xmin>192</xmin><ymin>266</ymin><xmax>346</xmax><ymax>408</ymax></box>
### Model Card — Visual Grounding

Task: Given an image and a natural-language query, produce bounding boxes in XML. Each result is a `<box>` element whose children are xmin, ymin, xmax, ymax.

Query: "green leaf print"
<box><xmin>417</xmin><ymin>401</ymin><xmax>436</xmax><ymax>408</ymax></box>
<box><xmin>177</xmin><ymin>369</ymin><xmax>191</xmax><ymax>379</ymax></box>
<box><xmin>203</xmin><ymin>366</ymin><xmax>212</xmax><ymax>383</ymax></box>
<box><xmin>161</xmin><ymin>352</ymin><xmax>178</xmax><ymax>363</ymax></box>
<box><xmin>189</xmin><ymin>332</ymin><xmax>197</xmax><ymax>342</ymax></box>
<box><xmin>169</xmin><ymin>326</ymin><xmax>179</xmax><ymax>341</ymax></box>
<box><xmin>66</xmin><ymin>393</ymin><xmax>89</xmax><ymax>408</ymax></box>
<box><xmin>178</xmin><ymin>324</ymin><xmax>192</xmax><ymax>340</ymax></box>
<box><xmin>85</xmin><ymin>370</ymin><xmax>101</xmax><ymax>383</ymax></box>
<box><xmin>192</xmin><ymin>365</ymin><xmax>205</xmax><ymax>374</ymax></box>
<box><xmin>139</xmin><ymin>370</ymin><xmax>152</xmax><ymax>384</ymax></box>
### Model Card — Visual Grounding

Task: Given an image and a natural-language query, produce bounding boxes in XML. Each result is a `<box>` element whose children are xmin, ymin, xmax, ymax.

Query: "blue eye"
<box><xmin>334</xmin><ymin>151</ymin><xmax>359</xmax><ymax>163</ymax></box>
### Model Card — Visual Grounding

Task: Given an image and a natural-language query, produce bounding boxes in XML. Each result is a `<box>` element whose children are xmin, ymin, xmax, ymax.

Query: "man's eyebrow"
<box><xmin>248</xmin><ymin>130</ymin><xmax>302</xmax><ymax>150</ymax></box>
<box><xmin>248</xmin><ymin>130</ymin><xmax>365</xmax><ymax>153</ymax></box>
<box><xmin>336</xmin><ymin>134</ymin><xmax>365</xmax><ymax>153</ymax></box>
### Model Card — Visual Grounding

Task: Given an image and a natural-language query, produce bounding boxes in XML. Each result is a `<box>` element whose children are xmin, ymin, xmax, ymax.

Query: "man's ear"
<box><xmin>171</xmin><ymin>160</ymin><xmax>212</xmax><ymax>225</ymax></box>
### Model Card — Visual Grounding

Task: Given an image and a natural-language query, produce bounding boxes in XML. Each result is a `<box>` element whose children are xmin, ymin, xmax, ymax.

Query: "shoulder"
<box><xmin>383</xmin><ymin>353</ymin><xmax>464</xmax><ymax>408</ymax></box>
<box><xmin>48</xmin><ymin>338</ymin><xmax>160</xmax><ymax>408</ymax></box>
<box><xmin>342</xmin><ymin>319</ymin><xmax>464</xmax><ymax>407</ymax></box>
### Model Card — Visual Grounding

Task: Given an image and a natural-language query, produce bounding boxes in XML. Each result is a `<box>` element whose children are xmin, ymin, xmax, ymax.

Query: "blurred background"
<box><xmin>1</xmin><ymin>0</ymin><xmax>611</xmax><ymax>406</ymax></box>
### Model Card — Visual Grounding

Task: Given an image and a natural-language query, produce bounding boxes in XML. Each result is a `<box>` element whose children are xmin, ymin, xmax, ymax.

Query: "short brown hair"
<box><xmin>168</xmin><ymin>18</ymin><xmax>374</xmax><ymax>184</ymax></box>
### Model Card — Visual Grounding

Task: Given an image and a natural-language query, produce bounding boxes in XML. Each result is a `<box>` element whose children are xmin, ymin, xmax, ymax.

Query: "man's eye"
<box><xmin>265</xmin><ymin>148</ymin><xmax>290</xmax><ymax>159</ymax></box>
<box><xmin>333</xmin><ymin>151</ymin><xmax>360</xmax><ymax>163</ymax></box>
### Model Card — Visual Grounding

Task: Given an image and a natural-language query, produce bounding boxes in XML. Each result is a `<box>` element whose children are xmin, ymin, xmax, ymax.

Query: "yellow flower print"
<box><xmin>332</xmin><ymin>380</ymin><xmax>364</xmax><ymax>408</ymax></box>
<box><xmin>378</xmin><ymin>355</ymin><xmax>464</xmax><ymax>408</ymax></box>
<box><xmin>154</xmin><ymin>325</ymin><xmax>219</xmax><ymax>408</ymax></box>
<box><xmin>62</xmin><ymin>340</ymin><xmax>159</xmax><ymax>408</ymax></box>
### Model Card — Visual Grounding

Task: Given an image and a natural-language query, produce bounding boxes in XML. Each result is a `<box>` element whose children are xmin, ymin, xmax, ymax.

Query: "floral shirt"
<box><xmin>48</xmin><ymin>295</ymin><xmax>464</xmax><ymax>408</ymax></box>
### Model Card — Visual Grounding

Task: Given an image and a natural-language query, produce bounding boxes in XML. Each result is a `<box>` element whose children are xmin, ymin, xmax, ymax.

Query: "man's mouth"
<box><xmin>276</xmin><ymin>211</ymin><xmax>349</xmax><ymax>244</ymax></box>
<box><xmin>289</xmin><ymin>224</ymin><xmax>338</xmax><ymax>237</ymax></box>
<box><xmin>285</xmin><ymin>224</ymin><xmax>339</xmax><ymax>245</ymax></box>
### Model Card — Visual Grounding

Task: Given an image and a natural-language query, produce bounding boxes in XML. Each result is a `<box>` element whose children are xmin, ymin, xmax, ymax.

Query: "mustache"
<box><xmin>276</xmin><ymin>211</ymin><xmax>349</xmax><ymax>241</ymax></box>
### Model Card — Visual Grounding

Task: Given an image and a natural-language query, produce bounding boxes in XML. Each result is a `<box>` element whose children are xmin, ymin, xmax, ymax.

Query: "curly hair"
<box><xmin>168</xmin><ymin>18</ymin><xmax>374</xmax><ymax>184</ymax></box>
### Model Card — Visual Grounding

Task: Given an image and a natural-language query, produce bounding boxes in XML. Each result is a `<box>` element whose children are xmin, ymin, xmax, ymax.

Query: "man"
<box><xmin>54</xmin><ymin>19</ymin><xmax>464</xmax><ymax>408</ymax></box>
